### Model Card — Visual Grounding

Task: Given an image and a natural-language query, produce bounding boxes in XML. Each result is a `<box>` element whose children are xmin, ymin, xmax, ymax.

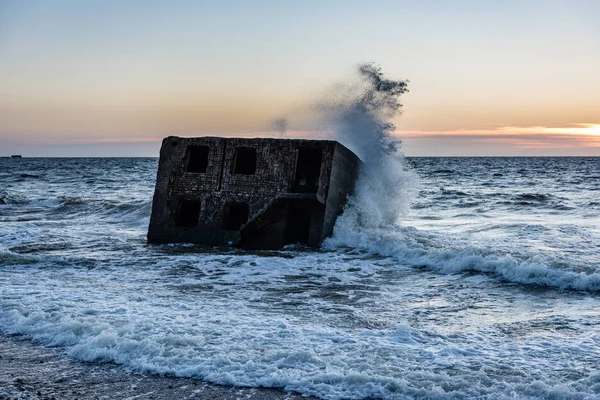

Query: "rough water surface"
<box><xmin>1</xmin><ymin>157</ymin><xmax>600</xmax><ymax>399</ymax></box>
<box><xmin>0</xmin><ymin>335</ymin><xmax>314</xmax><ymax>400</ymax></box>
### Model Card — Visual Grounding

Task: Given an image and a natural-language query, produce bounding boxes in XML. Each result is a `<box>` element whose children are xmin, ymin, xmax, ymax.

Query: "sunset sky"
<box><xmin>1</xmin><ymin>0</ymin><xmax>599</xmax><ymax>156</ymax></box>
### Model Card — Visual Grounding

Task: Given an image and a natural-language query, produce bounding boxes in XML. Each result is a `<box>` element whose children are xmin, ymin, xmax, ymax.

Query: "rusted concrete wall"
<box><xmin>147</xmin><ymin>136</ymin><xmax>360</xmax><ymax>249</ymax></box>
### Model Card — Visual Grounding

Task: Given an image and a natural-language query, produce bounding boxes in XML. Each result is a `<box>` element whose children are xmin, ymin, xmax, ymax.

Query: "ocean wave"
<box><xmin>454</xmin><ymin>201</ymin><xmax>482</xmax><ymax>208</ymax></box>
<box><xmin>326</xmin><ymin>224</ymin><xmax>600</xmax><ymax>292</ymax></box>
<box><xmin>437</xmin><ymin>189</ymin><xmax>469</xmax><ymax>198</ymax></box>
<box><xmin>19</xmin><ymin>173</ymin><xmax>42</xmax><ymax>179</ymax></box>
<box><xmin>0</xmin><ymin>248</ymin><xmax>42</xmax><ymax>266</ymax></box>
<box><xmin>514</xmin><ymin>193</ymin><xmax>551</xmax><ymax>202</ymax></box>
<box><xmin>2</xmin><ymin>296</ymin><xmax>600</xmax><ymax>399</ymax></box>
<box><xmin>481</xmin><ymin>192</ymin><xmax>574</xmax><ymax>211</ymax></box>
<box><xmin>5</xmin><ymin>195</ymin><xmax>150</xmax><ymax>216</ymax></box>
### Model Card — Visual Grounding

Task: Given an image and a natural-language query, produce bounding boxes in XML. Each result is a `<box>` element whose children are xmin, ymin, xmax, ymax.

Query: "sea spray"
<box><xmin>318</xmin><ymin>63</ymin><xmax>420</xmax><ymax>230</ymax></box>
<box><xmin>267</xmin><ymin>64</ymin><xmax>418</xmax><ymax>228</ymax></box>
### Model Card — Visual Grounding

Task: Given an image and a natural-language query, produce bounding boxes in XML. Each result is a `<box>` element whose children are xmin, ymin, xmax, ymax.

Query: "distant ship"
<box><xmin>10</xmin><ymin>155</ymin><xmax>22</xmax><ymax>158</ymax></box>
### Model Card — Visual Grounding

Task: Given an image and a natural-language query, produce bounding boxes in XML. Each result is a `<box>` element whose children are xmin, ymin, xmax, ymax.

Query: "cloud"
<box><xmin>396</xmin><ymin>124</ymin><xmax>600</xmax><ymax>156</ymax></box>
<box><xmin>3</xmin><ymin>124</ymin><xmax>599</xmax><ymax>157</ymax></box>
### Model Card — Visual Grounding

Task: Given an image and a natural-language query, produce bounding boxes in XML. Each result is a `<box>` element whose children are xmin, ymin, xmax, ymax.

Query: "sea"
<box><xmin>1</xmin><ymin>156</ymin><xmax>599</xmax><ymax>399</ymax></box>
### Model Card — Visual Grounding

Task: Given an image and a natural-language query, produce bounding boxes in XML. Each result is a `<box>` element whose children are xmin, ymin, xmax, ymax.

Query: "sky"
<box><xmin>0</xmin><ymin>0</ymin><xmax>599</xmax><ymax>156</ymax></box>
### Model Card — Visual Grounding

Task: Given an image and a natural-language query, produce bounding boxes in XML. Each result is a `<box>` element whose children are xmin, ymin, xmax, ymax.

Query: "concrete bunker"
<box><xmin>147</xmin><ymin>136</ymin><xmax>361</xmax><ymax>249</ymax></box>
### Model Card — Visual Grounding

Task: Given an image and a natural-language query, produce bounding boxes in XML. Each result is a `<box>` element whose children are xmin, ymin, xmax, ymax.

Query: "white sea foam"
<box><xmin>1</xmin><ymin>250</ymin><xmax>599</xmax><ymax>399</ymax></box>
<box><xmin>326</xmin><ymin>223</ymin><xmax>600</xmax><ymax>292</ymax></box>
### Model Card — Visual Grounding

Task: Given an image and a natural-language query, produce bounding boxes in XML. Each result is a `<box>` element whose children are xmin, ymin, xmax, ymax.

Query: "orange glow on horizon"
<box><xmin>396</xmin><ymin>123</ymin><xmax>600</xmax><ymax>137</ymax></box>
<box><xmin>395</xmin><ymin>123</ymin><xmax>600</xmax><ymax>155</ymax></box>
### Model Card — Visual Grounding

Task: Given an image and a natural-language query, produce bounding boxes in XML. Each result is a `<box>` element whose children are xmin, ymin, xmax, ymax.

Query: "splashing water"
<box><xmin>318</xmin><ymin>63</ymin><xmax>420</xmax><ymax>229</ymax></box>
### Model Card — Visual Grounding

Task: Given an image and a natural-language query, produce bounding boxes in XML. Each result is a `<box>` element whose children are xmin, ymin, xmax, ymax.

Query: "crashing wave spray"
<box><xmin>319</xmin><ymin>63</ymin><xmax>420</xmax><ymax>231</ymax></box>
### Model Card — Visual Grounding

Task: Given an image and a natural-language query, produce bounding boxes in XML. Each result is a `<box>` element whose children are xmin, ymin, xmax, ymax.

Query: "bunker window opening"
<box><xmin>293</xmin><ymin>148</ymin><xmax>322</xmax><ymax>193</ymax></box>
<box><xmin>284</xmin><ymin>205</ymin><xmax>312</xmax><ymax>244</ymax></box>
<box><xmin>187</xmin><ymin>146</ymin><xmax>209</xmax><ymax>173</ymax></box>
<box><xmin>223</xmin><ymin>203</ymin><xmax>250</xmax><ymax>230</ymax></box>
<box><xmin>232</xmin><ymin>147</ymin><xmax>257</xmax><ymax>175</ymax></box>
<box><xmin>175</xmin><ymin>200</ymin><xmax>201</xmax><ymax>228</ymax></box>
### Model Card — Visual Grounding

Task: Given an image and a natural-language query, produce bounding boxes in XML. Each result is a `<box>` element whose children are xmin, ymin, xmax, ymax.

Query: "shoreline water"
<box><xmin>0</xmin><ymin>334</ymin><xmax>315</xmax><ymax>400</ymax></box>
<box><xmin>2</xmin><ymin>157</ymin><xmax>600</xmax><ymax>398</ymax></box>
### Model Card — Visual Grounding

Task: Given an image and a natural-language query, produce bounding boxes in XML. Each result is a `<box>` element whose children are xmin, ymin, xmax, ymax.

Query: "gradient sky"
<box><xmin>1</xmin><ymin>0</ymin><xmax>599</xmax><ymax>156</ymax></box>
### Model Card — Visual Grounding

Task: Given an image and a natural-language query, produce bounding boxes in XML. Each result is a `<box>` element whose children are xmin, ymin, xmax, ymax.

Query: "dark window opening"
<box><xmin>284</xmin><ymin>205</ymin><xmax>312</xmax><ymax>244</ymax></box>
<box><xmin>223</xmin><ymin>203</ymin><xmax>249</xmax><ymax>230</ymax></box>
<box><xmin>293</xmin><ymin>148</ymin><xmax>322</xmax><ymax>193</ymax></box>
<box><xmin>175</xmin><ymin>200</ymin><xmax>201</xmax><ymax>228</ymax></box>
<box><xmin>232</xmin><ymin>147</ymin><xmax>257</xmax><ymax>175</ymax></box>
<box><xmin>187</xmin><ymin>146</ymin><xmax>209</xmax><ymax>173</ymax></box>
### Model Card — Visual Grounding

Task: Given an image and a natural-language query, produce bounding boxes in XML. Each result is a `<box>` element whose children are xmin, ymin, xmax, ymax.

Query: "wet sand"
<box><xmin>0</xmin><ymin>335</ymin><xmax>316</xmax><ymax>400</ymax></box>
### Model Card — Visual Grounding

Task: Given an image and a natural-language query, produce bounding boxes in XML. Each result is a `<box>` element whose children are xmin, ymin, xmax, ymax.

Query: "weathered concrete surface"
<box><xmin>0</xmin><ymin>334</ymin><xmax>317</xmax><ymax>400</ymax></box>
<box><xmin>147</xmin><ymin>137</ymin><xmax>360</xmax><ymax>249</ymax></box>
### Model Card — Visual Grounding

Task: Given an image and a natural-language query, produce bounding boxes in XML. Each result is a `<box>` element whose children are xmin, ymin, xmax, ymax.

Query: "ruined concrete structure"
<box><xmin>147</xmin><ymin>136</ymin><xmax>361</xmax><ymax>249</ymax></box>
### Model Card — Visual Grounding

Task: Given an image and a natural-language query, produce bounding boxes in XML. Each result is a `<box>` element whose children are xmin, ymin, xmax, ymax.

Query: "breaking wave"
<box><xmin>314</xmin><ymin>63</ymin><xmax>419</xmax><ymax>228</ymax></box>
<box><xmin>326</xmin><ymin>225</ymin><xmax>600</xmax><ymax>292</ymax></box>
<box><xmin>315</xmin><ymin>65</ymin><xmax>600</xmax><ymax>293</ymax></box>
